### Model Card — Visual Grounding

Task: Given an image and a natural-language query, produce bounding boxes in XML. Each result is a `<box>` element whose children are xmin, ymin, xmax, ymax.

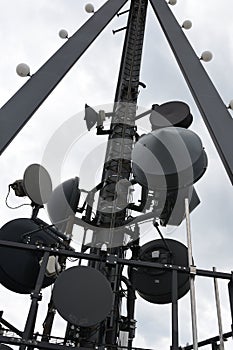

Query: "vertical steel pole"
<box><xmin>185</xmin><ymin>198</ymin><xmax>198</xmax><ymax>350</ymax></box>
<box><xmin>171</xmin><ymin>269</ymin><xmax>179</xmax><ymax>350</ymax></box>
<box><xmin>228</xmin><ymin>277</ymin><xmax>233</xmax><ymax>336</ymax></box>
<box><xmin>213</xmin><ymin>267</ymin><xmax>225</xmax><ymax>350</ymax></box>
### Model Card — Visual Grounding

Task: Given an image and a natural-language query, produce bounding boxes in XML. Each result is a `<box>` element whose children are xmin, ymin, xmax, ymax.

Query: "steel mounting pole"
<box><xmin>213</xmin><ymin>267</ymin><xmax>225</xmax><ymax>350</ymax></box>
<box><xmin>185</xmin><ymin>198</ymin><xmax>198</xmax><ymax>350</ymax></box>
<box><xmin>171</xmin><ymin>269</ymin><xmax>179</xmax><ymax>350</ymax></box>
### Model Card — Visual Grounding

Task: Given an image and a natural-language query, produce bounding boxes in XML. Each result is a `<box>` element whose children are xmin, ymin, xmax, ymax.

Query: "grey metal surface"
<box><xmin>0</xmin><ymin>0</ymin><xmax>128</xmax><ymax>155</ymax></box>
<box><xmin>150</xmin><ymin>0</ymin><xmax>233</xmax><ymax>185</ymax></box>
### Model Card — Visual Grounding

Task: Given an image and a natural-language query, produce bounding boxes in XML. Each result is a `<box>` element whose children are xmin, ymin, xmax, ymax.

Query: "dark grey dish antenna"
<box><xmin>150</xmin><ymin>101</ymin><xmax>193</xmax><ymax>130</ymax></box>
<box><xmin>23</xmin><ymin>163</ymin><xmax>53</xmax><ymax>205</ymax></box>
<box><xmin>53</xmin><ymin>266</ymin><xmax>113</xmax><ymax>327</ymax></box>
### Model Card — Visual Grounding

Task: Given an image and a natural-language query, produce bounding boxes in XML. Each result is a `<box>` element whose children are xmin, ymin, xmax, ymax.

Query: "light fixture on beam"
<box><xmin>16</xmin><ymin>63</ymin><xmax>31</xmax><ymax>77</ymax></box>
<box><xmin>168</xmin><ymin>0</ymin><xmax>177</xmax><ymax>5</ymax></box>
<box><xmin>85</xmin><ymin>3</ymin><xmax>95</xmax><ymax>13</ymax></box>
<box><xmin>59</xmin><ymin>29</ymin><xmax>69</xmax><ymax>39</ymax></box>
<box><xmin>182</xmin><ymin>20</ymin><xmax>192</xmax><ymax>30</ymax></box>
<box><xmin>200</xmin><ymin>51</ymin><xmax>213</xmax><ymax>62</ymax></box>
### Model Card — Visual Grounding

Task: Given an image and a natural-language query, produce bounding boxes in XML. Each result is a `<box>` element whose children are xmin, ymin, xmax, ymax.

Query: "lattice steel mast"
<box><xmin>95</xmin><ymin>0</ymin><xmax>148</xmax><ymax>237</ymax></box>
<box><xmin>86</xmin><ymin>0</ymin><xmax>148</xmax><ymax>346</ymax></box>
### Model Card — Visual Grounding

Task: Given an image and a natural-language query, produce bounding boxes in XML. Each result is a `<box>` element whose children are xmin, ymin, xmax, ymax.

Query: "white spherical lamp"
<box><xmin>200</xmin><ymin>51</ymin><xmax>213</xmax><ymax>62</ymax></box>
<box><xmin>59</xmin><ymin>29</ymin><xmax>69</xmax><ymax>39</ymax></box>
<box><xmin>182</xmin><ymin>20</ymin><xmax>192</xmax><ymax>30</ymax></box>
<box><xmin>16</xmin><ymin>63</ymin><xmax>30</xmax><ymax>77</ymax></box>
<box><xmin>168</xmin><ymin>0</ymin><xmax>177</xmax><ymax>5</ymax></box>
<box><xmin>85</xmin><ymin>3</ymin><xmax>95</xmax><ymax>13</ymax></box>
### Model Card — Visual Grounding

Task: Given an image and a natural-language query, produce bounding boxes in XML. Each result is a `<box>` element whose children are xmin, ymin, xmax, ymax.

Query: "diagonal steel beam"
<box><xmin>0</xmin><ymin>0</ymin><xmax>128</xmax><ymax>155</ymax></box>
<box><xmin>150</xmin><ymin>0</ymin><xmax>233</xmax><ymax>185</ymax></box>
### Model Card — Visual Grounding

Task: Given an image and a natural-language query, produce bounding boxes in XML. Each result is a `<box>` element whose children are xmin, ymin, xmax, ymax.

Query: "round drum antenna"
<box><xmin>128</xmin><ymin>239</ymin><xmax>190</xmax><ymax>304</ymax></box>
<box><xmin>150</xmin><ymin>101</ymin><xmax>193</xmax><ymax>130</ymax></box>
<box><xmin>53</xmin><ymin>266</ymin><xmax>113</xmax><ymax>327</ymax></box>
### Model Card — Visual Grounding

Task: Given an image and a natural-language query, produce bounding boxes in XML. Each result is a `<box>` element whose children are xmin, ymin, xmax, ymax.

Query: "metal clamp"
<box><xmin>106</xmin><ymin>254</ymin><xmax>118</xmax><ymax>265</ymax></box>
<box><xmin>190</xmin><ymin>265</ymin><xmax>197</xmax><ymax>276</ymax></box>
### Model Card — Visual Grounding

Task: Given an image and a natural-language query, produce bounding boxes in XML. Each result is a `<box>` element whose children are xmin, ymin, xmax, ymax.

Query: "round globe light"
<box><xmin>201</xmin><ymin>51</ymin><xmax>213</xmax><ymax>62</ymax></box>
<box><xmin>85</xmin><ymin>3</ymin><xmax>95</xmax><ymax>13</ymax></box>
<box><xmin>182</xmin><ymin>20</ymin><xmax>192</xmax><ymax>30</ymax></box>
<box><xmin>16</xmin><ymin>63</ymin><xmax>30</xmax><ymax>77</ymax></box>
<box><xmin>168</xmin><ymin>0</ymin><xmax>177</xmax><ymax>5</ymax></box>
<box><xmin>59</xmin><ymin>29</ymin><xmax>68</xmax><ymax>39</ymax></box>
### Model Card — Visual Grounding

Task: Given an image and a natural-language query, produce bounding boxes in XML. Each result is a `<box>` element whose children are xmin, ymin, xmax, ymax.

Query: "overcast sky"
<box><xmin>0</xmin><ymin>1</ymin><xmax>233</xmax><ymax>349</ymax></box>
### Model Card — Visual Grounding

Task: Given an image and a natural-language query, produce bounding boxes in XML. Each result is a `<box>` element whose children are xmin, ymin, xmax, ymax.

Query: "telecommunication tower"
<box><xmin>0</xmin><ymin>1</ymin><xmax>233</xmax><ymax>350</ymax></box>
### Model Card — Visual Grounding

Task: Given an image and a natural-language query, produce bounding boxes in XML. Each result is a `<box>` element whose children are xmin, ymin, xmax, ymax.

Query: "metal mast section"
<box><xmin>85</xmin><ymin>0</ymin><xmax>148</xmax><ymax>347</ymax></box>
<box><xmin>94</xmin><ymin>0</ymin><xmax>148</xmax><ymax>244</ymax></box>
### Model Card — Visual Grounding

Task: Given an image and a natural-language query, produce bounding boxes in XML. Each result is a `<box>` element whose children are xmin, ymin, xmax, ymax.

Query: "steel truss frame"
<box><xmin>0</xmin><ymin>240</ymin><xmax>233</xmax><ymax>350</ymax></box>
